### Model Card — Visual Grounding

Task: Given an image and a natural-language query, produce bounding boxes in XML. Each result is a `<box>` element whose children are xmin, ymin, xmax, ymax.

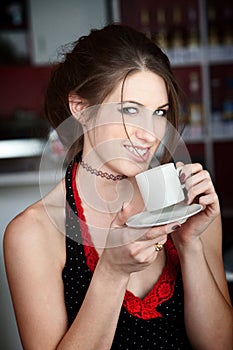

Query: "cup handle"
<box><xmin>176</xmin><ymin>165</ymin><xmax>185</xmax><ymax>189</ymax></box>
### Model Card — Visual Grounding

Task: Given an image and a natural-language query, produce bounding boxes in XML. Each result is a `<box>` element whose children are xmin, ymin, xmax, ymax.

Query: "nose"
<box><xmin>134</xmin><ymin>127</ymin><xmax>156</xmax><ymax>144</ymax></box>
<box><xmin>135</xmin><ymin>114</ymin><xmax>167</xmax><ymax>143</ymax></box>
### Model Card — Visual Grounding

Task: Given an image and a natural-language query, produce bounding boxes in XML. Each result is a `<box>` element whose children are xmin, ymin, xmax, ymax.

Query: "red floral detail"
<box><xmin>157</xmin><ymin>281</ymin><xmax>171</xmax><ymax>298</ymax></box>
<box><xmin>122</xmin><ymin>239</ymin><xmax>180</xmax><ymax>319</ymax></box>
<box><xmin>71</xmin><ymin>162</ymin><xmax>180</xmax><ymax>319</ymax></box>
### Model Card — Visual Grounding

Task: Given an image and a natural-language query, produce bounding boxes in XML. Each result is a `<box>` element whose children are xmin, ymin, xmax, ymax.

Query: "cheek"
<box><xmin>151</xmin><ymin>140</ymin><xmax>161</xmax><ymax>154</ymax></box>
<box><xmin>153</xmin><ymin>118</ymin><xmax>167</xmax><ymax>140</ymax></box>
<box><xmin>98</xmin><ymin>125</ymin><xmax>125</xmax><ymax>140</ymax></box>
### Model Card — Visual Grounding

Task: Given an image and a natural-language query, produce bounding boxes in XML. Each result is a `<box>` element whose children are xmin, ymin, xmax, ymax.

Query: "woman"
<box><xmin>4</xmin><ymin>24</ymin><xmax>232</xmax><ymax>349</ymax></box>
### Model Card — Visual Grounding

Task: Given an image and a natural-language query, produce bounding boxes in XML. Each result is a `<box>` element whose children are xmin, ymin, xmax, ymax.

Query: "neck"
<box><xmin>80</xmin><ymin>159</ymin><xmax>127</xmax><ymax>181</ymax></box>
<box><xmin>77</xmin><ymin>163</ymin><xmax>143</xmax><ymax>215</ymax></box>
<box><xmin>77</xmin><ymin>162</ymin><xmax>125</xmax><ymax>199</ymax></box>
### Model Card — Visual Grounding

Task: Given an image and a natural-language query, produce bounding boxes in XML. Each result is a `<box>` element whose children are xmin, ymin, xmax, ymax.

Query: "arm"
<box><xmin>58</xmin><ymin>258</ymin><xmax>129</xmax><ymax>350</ymax></box>
<box><xmin>4</xmin><ymin>205</ymin><xmax>131</xmax><ymax>350</ymax></box>
<box><xmin>173</xmin><ymin>163</ymin><xmax>233</xmax><ymax>350</ymax></box>
<box><xmin>4</xmin><ymin>206</ymin><xmax>69</xmax><ymax>350</ymax></box>
<box><xmin>4</xmin><ymin>202</ymin><xmax>176</xmax><ymax>350</ymax></box>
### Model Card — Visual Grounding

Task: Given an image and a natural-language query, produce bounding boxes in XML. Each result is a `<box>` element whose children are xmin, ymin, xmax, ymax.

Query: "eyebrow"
<box><xmin>158</xmin><ymin>103</ymin><xmax>169</xmax><ymax>109</ymax></box>
<box><xmin>118</xmin><ymin>101</ymin><xmax>170</xmax><ymax>109</ymax></box>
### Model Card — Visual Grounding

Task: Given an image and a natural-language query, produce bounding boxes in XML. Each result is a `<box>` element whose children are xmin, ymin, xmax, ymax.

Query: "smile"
<box><xmin>124</xmin><ymin>145</ymin><xmax>149</xmax><ymax>158</ymax></box>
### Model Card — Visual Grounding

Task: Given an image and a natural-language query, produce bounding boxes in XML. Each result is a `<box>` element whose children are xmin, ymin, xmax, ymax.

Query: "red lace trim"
<box><xmin>71</xmin><ymin>162</ymin><xmax>180</xmax><ymax>320</ymax></box>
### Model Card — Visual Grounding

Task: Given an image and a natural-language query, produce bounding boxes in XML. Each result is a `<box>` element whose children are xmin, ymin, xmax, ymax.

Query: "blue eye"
<box><xmin>119</xmin><ymin>107</ymin><xmax>138</xmax><ymax>115</ymax></box>
<box><xmin>154</xmin><ymin>109</ymin><xmax>167</xmax><ymax>117</ymax></box>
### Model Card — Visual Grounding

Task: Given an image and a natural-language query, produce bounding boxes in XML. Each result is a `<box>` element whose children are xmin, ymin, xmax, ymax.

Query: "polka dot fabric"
<box><xmin>62</xmin><ymin>157</ymin><xmax>193</xmax><ymax>349</ymax></box>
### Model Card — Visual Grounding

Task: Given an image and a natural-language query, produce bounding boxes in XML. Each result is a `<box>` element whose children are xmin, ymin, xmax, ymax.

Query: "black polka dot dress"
<box><xmin>62</xmin><ymin>158</ymin><xmax>193</xmax><ymax>349</ymax></box>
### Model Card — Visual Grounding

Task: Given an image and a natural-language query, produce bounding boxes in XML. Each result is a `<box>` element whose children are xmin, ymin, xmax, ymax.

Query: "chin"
<box><xmin>107</xmin><ymin>157</ymin><xmax>151</xmax><ymax>178</ymax></box>
<box><xmin>123</xmin><ymin>162</ymin><xmax>149</xmax><ymax>178</ymax></box>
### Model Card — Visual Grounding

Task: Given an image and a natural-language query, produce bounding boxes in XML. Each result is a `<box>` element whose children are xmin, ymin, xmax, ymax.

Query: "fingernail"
<box><xmin>180</xmin><ymin>173</ymin><xmax>185</xmax><ymax>183</ymax></box>
<box><xmin>172</xmin><ymin>224</ymin><xmax>181</xmax><ymax>231</ymax></box>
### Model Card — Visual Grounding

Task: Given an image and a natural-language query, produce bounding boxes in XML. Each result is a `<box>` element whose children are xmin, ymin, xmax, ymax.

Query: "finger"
<box><xmin>145</xmin><ymin>222</ymin><xmax>181</xmax><ymax>240</ymax></box>
<box><xmin>110</xmin><ymin>202</ymin><xmax>132</xmax><ymax>228</ymax></box>
<box><xmin>175</xmin><ymin>161</ymin><xmax>184</xmax><ymax>168</ymax></box>
<box><xmin>199</xmin><ymin>192</ymin><xmax>220</xmax><ymax>212</ymax></box>
<box><xmin>185</xmin><ymin>170</ymin><xmax>215</xmax><ymax>193</ymax></box>
<box><xmin>185</xmin><ymin>177</ymin><xmax>215</xmax><ymax>204</ymax></box>
<box><xmin>185</xmin><ymin>169</ymin><xmax>212</xmax><ymax>191</ymax></box>
<box><xmin>131</xmin><ymin>236</ymin><xmax>166</xmax><ymax>252</ymax></box>
<box><xmin>109</xmin><ymin>205</ymin><xmax>147</xmax><ymax>247</ymax></box>
<box><xmin>132</xmin><ymin>242</ymin><xmax>162</xmax><ymax>264</ymax></box>
<box><xmin>137</xmin><ymin>235</ymin><xmax>168</xmax><ymax>262</ymax></box>
<box><xmin>179</xmin><ymin>163</ymin><xmax>203</xmax><ymax>183</ymax></box>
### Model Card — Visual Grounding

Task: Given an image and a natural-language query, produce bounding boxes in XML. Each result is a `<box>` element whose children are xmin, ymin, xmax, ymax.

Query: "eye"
<box><xmin>154</xmin><ymin>109</ymin><xmax>168</xmax><ymax>117</ymax></box>
<box><xmin>118</xmin><ymin>106</ymin><xmax>139</xmax><ymax>116</ymax></box>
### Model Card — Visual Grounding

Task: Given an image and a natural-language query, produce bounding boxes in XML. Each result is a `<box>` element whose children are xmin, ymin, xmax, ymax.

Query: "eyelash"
<box><xmin>119</xmin><ymin>107</ymin><xmax>138</xmax><ymax>115</ymax></box>
<box><xmin>119</xmin><ymin>107</ymin><xmax>168</xmax><ymax>117</ymax></box>
<box><xmin>154</xmin><ymin>109</ymin><xmax>168</xmax><ymax>117</ymax></box>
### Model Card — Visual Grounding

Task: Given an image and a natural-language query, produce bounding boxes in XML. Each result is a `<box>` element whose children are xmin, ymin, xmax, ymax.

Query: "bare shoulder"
<box><xmin>3</xmin><ymin>180</ymin><xmax>69</xmax><ymax>348</ymax></box>
<box><xmin>4</xmin><ymin>179</ymin><xmax>66</xmax><ymax>269</ymax></box>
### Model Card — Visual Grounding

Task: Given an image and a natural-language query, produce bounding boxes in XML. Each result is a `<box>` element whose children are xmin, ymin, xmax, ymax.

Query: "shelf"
<box><xmin>212</xmin><ymin>136</ymin><xmax>233</xmax><ymax>142</ymax></box>
<box><xmin>183</xmin><ymin>135</ymin><xmax>233</xmax><ymax>144</ymax></box>
<box><xmin>211</xmin><ymin>120</ymin><xmax>233</xmax><ymax>141</ymax></box>
<box><xmin>181</xmin><ymin>125</ymin><xmax>205</xmax><ymax>143</ymax></box>
<box><xmin>166</xmin><ymin>47</ymin><xmax>204</xmax><ymax>66</ymax></box>
<box><xmin>207</xmin><ymin>46</ymin><xmax>233</xmax><ymax>65</ymax></box>
<box><xmin>182</xmin><ymin>136</ymin><xmax>205</xmax><ymax>144</ymax></box>
<box><xmin>165</xmin><ymin>45</ymin><xmax>233</xmax><ymax>67</ymax></box>
<box><xmin>182</xmin><ymin>134</ymin><xmax>233</xmax><ymax>144</ymax></box>
<box><xmin>181</xmin><ymin>120</ymin><xmax>233</xmax><ymax>143</ymax></box>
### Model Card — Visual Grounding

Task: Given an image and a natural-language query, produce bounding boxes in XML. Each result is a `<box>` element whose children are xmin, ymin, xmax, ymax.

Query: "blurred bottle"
<box><xmin>188</xmin><ymin>71</ymin><xmax>203</xmax><ymax>138</ymax></box>
<box><xmin>222</xmin><ymin>1</ymin><xmax>233</xmax><ymax>45</ymax></box>
<box><xmin>154</xmin><ymin>7</ymin><xmax>168</xmax><ymax>49</ymax></box>
<box><xmin>208</xmin><ymin>3</ymin><xmax>220</xmax><ymax>46</ymax></box>
<box><xmin>171</xmin><ymin>5</ymin><xmax>184</xmax><ymax>48</ymax></box>
<box><xmin>222</xmin><ymin>78</ymin><xmax>233</xmax><ymax>121</ymax></box>
<box><xmin>222</xmin><ymin>24</ymin><xmax>233</xmax><ymax>46</ymax></box>
<box><xmin>208</xmin><ymin>2</ymin><xmax>217</xmax><ymax>23</ymax></box>
<box><xmin>187</xmin><ymin>4</ymin><xmax>200</xmax><ymax>48</ymax></box>
<box><xmin>209</xmin><ymin>26</ymin><xmax>219</xmax><ymax>46</ymax></box>
<box><xmin>211</xmin><ymin>78</ymin><xmax>223</xmax><ymax>137</ymax></box>
<box><xmin>140</xmin><ymin>7</ymin><xmax>151</xmax><ymax>38</ymax></box>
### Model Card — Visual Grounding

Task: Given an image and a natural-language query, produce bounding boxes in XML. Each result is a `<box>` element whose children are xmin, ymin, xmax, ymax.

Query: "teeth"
<box><xmin>125</xmin><ymin>145</ymin><xmax>147</xmax><ymax>157</ymax></box>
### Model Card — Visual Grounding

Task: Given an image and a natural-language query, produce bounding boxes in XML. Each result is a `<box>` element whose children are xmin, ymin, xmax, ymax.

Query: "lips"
<box><xmin>124</xmin><ymin>144</ymin><xmax>149</xmax><ymax>161</ymax></box>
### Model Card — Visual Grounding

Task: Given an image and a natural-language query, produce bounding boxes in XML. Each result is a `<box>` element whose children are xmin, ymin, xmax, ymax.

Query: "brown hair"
<box><xmin>44</xmin><ymin>24</ymin><xmax>181</xmax><ymax>159</ymax></box>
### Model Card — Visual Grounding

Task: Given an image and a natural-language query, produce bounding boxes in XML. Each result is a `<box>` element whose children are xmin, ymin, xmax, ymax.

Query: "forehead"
<box><xmin>104</xmin><ymin>70</ymin><xmax>168</xmax><ymax>108</ymax></box>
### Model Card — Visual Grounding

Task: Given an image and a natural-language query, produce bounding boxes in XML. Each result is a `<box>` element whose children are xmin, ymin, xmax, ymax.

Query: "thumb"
<box><xmin>176</xmin><ymin>161</ymin><xmax>184</xmax><ymax>168</ymax></box>
<box><xmin>111</xmin><ymin>202</ymin><xmax>131</xmax><ymax>228</ymax></box>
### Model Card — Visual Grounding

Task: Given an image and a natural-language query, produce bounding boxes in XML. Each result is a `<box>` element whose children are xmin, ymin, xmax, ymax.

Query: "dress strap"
<box><xmin>65</xmin><ymin>158</ymin><xmax>83</xmax><ymax>245</ymax></box>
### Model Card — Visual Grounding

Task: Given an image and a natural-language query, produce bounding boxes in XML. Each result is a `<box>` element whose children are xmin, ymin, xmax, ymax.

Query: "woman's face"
<box><xmin>82</xmin><ymin>70</ymin><xmax>169</xmax><ymax>177</ymax></box>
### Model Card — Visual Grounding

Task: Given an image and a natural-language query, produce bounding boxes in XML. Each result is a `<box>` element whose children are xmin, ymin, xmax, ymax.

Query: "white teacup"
<box><xmin>136</xmin><ymin>163</ymin><xmax>184</xmax><ymax>212</ymax></box>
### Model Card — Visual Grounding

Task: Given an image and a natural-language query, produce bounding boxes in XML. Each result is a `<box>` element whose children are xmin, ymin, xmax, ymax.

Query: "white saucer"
<box><xmin>126</xmin><ymin>202</ymin><xmax>203</xmax><ymax>228</ymax></box>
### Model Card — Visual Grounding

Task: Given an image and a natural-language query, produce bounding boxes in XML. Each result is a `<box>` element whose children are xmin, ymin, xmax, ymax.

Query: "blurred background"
<box><xmin>0</xmin><ymin>0</ymin><xmax>232</xmax><ymax>348</ymax></box>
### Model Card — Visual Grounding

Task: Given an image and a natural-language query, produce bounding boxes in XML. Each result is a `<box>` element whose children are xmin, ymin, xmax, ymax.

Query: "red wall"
<box><xmin>0</xmin><ymin>65</ymin><xmax>52</xmax><ymax>117</ymax></box>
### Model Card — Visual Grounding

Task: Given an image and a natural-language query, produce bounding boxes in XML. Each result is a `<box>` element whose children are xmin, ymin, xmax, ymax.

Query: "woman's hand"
<box><xmin>173</xmin><ymin>162</ymin><xmax>220</xmax><ymax>246</ymax></box>
<box><xmin>100</xmin><ymin>204</ymin><xmax>180</xmax><ymax>277</ymax></box>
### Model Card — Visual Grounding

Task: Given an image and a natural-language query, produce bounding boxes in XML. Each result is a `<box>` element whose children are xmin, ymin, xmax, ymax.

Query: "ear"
<box><xmin>68</xmin><ymin>93</ymin><xmax>88</xmax><ymax>124</ymax></box>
